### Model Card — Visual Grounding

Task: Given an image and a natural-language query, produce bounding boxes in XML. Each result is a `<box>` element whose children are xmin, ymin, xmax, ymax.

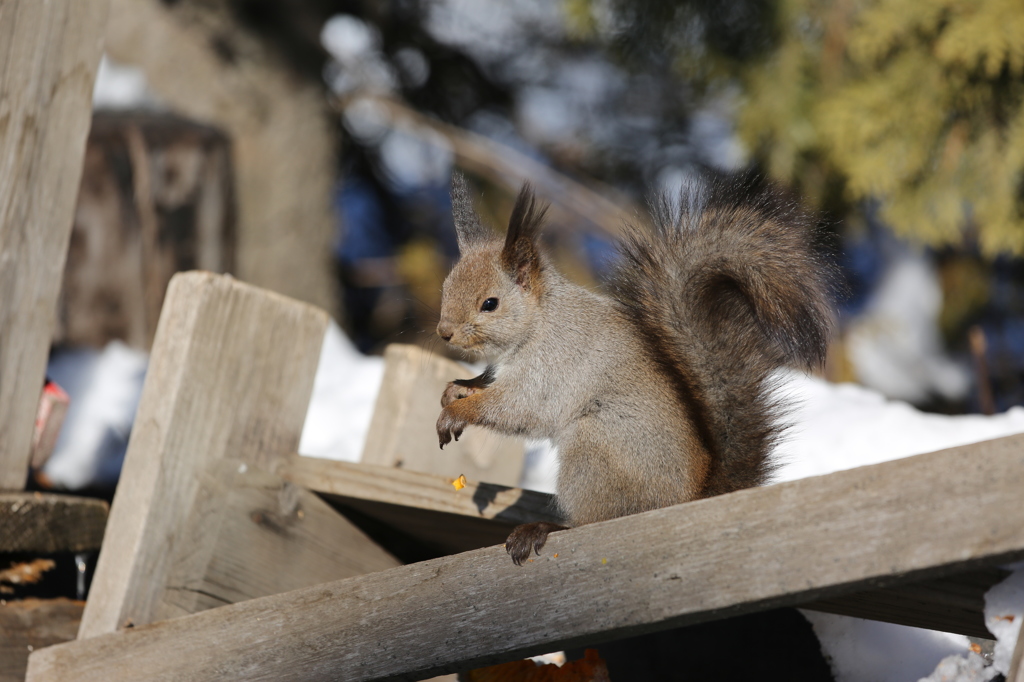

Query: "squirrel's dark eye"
<box><xmin>480</xmin><ymin>297</ymin><xmax>499</xmax><ymax>312</ymax></box>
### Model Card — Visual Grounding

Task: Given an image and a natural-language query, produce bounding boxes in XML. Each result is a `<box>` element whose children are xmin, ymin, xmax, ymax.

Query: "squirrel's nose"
<box><xmin>437</xmin><ymin>322</ymin><xmax>454</xmax><ymax>342</ymax></box>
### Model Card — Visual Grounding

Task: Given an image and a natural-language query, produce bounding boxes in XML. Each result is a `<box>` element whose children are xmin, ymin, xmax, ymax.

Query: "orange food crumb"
<box><xmin>970</xmin><ymin>643</ymin><xmax>983</xmax><ymax>654</ymax></box>
<box><xmin>452</xmin><ymin>474</ymin><xmax>467</xmax><ymax>491</ymax></box>
<box><xmin>553</xmin><ymin>553</ymin><xmax>559</xmax><ymax>558</ymax></box>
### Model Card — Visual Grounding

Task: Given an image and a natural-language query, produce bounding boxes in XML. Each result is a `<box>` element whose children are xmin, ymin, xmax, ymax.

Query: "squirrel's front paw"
<box><xmin>436</xmin><ymin>407</ymin><xmax>467</xmax><ymax>449</ymax></box>
<box><xmin>440</xmin><ymin>381</ymin><xmax>477</xmax><ymax>408</ymax></box>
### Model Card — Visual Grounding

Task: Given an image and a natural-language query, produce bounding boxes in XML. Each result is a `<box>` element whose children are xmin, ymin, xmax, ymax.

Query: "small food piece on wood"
<box><xmin>452</xmin><ymin>474</ymin><xmax>467</xmax><ymax>491</ymax></box>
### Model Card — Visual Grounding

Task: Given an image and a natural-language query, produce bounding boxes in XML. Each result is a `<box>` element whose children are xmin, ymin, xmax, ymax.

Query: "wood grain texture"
<box><xmin>0</xmin><ymin>493</ymin><xmax>107</xmax><ymax>553</ymax></box>
<box><xmin>280</xmin><ymin>456</ymin><xmax>560</xmax><ymax>525</ymax></box>
<box><xmin>77</xmin><ymin>272</ymin><xmax>328</xmax><ymax>639</ymax></box>
<box><xmin>280</xmin><ymin>455</ymin><xmax>562</xmax><ymax>555</ymax></box>
<box><xmin>29</xmin><ymin>434</ymin><xmax>1024</xmax><ymax>682</ymax></box>
<box><xmin>0</xmin><ymin>0</ymin><xmax>109</xmax><ymax>490</ymax></box>
<box><xmin>362</xmin><ymin>345</ymin><xmax>525</xmax><ymax>486</ymax></box>
<box><xmin>0</xmin><ymin>598</ymin><xmax>82</xmax><ymax>682</ymax></box>
<box><xmin>157</xmin><ymin>458</ymin><xmax>399</xmax><ymax>621</ymax></box>
<box><xmin>803</xmin><ymin>568</ymin><xmax>1006</xmax><ymax>639</ymax></box>
<box><xmin>286</xmin><ymin>454</ymin><xmax>1004</xmax><ymax>636</ymax></box>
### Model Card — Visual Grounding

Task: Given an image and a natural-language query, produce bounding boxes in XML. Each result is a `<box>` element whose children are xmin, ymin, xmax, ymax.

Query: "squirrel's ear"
<box><xmin>501</xmin><ymin>183</ymin><xmax>547</xmax><ymax>292</ymax></box>
<box><xmin>451</xmin><ymin>172</ymin><xmax>491</xmax><ymax>253</ymax></box>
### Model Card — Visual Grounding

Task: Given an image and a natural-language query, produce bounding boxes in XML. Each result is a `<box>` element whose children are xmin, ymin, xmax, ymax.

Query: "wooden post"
<box><xmin>0</xmin><ymin>0</ymin><xmax>109</xmax><ymax>490</ymax></box>
<box><xmin>28</xmin><ymin>434</ymin><xmax>1024</xmax><ymax>682</ymax></box>
<box><xmin>77</xmin><ymin>272</ymin><xmax>332</xmax><ymax>638</ymax></box>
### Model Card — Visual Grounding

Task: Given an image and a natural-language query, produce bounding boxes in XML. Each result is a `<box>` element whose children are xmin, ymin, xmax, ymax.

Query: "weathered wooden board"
<box><xmin>362</xmin><ymin>344</ymin><xmax>525</xmax><ymax>487</ymax></box>
<box><xmin>156</xmin><ymin>458</ymin><xmax>399</xmax><ymax>622</ymax></box>
<box><xmin>287</xmin><ymin>454</ymin><xmax>1005</xmax><ymax>637</ymax></box>
<box><xmin>279</xmin><ymin>455</ymin><xmax>561</xmax><ymax>555</ymax></box>
<box><xmin>282</xmin><ymin>454</ymin><xmax>1003</xmax><ymax>637</ymax></box>
<box><xmin>0</xmin><ymin>494</ymin><xmax>107</xmax><ymax>553</ymax></box>
<box><xmin>77</xmin><ymin>272</ymin><xmax>329</xmax><ymax>638</ymax></box>
<box><xmin>29</xmin><ymin>434</ymin><xmax>1024</xmax><ymax>682</ymax></box>
<box><xmin>0</xmin><ymin>598</ymin><xmax>82</xmax><ymax>682</ymax></box>
<box><xmin>280</xmin><ymin>455</ymin><xmax>559</xmax><ymax>526</ymax></box>
<box><xmin>0</xmin><ymin>0</ymin><xmax>109</xmax><ymax>490</ymax></box>
<box><xmin>804</xmin><ymin>567</ymin><xmax>1005</xmax><ymax>639</ymax></box>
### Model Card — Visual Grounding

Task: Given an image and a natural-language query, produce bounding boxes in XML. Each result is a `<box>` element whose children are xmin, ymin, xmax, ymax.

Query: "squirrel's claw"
<box><xmin>436</xmin><ymin>407</ymin><xmax>466</xmax><ymax>449</ymax></box>
<box><xmin>504</xmin><ymin>522</ymin><xmax>568</xmax><ymax>566</ymax></box>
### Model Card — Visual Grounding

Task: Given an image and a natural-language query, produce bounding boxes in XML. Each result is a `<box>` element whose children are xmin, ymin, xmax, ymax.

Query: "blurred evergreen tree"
<box><xmin>574</xmin><ymin>0</ymin><xmax>1024</xmax><ymax>256</ymax></box>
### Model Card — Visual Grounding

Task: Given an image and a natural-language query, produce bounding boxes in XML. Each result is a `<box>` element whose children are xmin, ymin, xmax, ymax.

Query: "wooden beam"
<box><xmin>0</xmin><ymin>494</ymin><xmax>107</xmax><ymax>553</ymax></box>
<box><xmin>281</xmin><ymin>454</ymin><xmax>1003</xmax><ymax>637</ymax></box>
<box><xmin>77</xmin><ymin>272</ymin><xmax>329</xmax><ymax>638</ymax></box>
<box><xmin>279</xmin><ymin>456</ymin><xmax>559</xmax><ymax>526</ymax></box>
<box><xmin>278</xmin><ymin>455</ymin><xmax>561</xmax><ymax>555</ymax></box>
<box><xmin>803</xmin><ymin>567</ymin><xmax>1005</xmax><ymax>640</ymax></box>
<box><xmin>28</xmin><ymin>434</ymin><xmax>1024</xmax><ymax>682</ymax></box>
<box><xmin>361</xmin><ymin>344</ymin><xmax>524</xmax><ymax>487</ymax></box>
<box><xmin>0</xmin><ymin>0</ymin><xmax>109</xmax><ymax>490</ymax></box>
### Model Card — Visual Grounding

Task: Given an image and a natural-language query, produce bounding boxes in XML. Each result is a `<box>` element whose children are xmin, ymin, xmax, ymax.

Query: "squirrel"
<box><xmin>435</xmin><ymin>172</ymin><xmax>834</xmax><ymax>565</ymax></box>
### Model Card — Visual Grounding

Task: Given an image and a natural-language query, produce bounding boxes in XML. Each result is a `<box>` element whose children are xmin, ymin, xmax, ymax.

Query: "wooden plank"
<box><xmin>279</xmin><ymin>455</ymin><xmax>560</xmax><ymax>555</ymax></box>
<box><xmin>0</xmin><ymin>0</ymin><xmax>110</xmax><ymax>490</ymax></box>
<box><xmin>77</xmin><ymin>272</ymin><xmax>329</xmax><ymax>639</ymax></box>
<box><xmin>362</xmin><ymin>344</ymin><xmax>525</xmax><ymax>487</ymax></box>
<box><xmin>28</xmin><ymin>434</ymin><xmax>1024</xmax><ymax>682</ymax></box>
<box><xmin>157</xmin><ymin>458</ymin><xmax>399</xmax><ymax>622</ymax></box>
<box><xmin>285</xmin><ymin>454</ymin><xmax>1005</xmax><ymax>635</ymax></box>
<box><xmin>0</xmin><ymin>598</ymin><xmax>82</xmax><ymax>682</ymax></box>
<box><xmin>279</xmin><ymin>456</ymin><xmax>560</xmax><ymax>526</ymax></box>
<box><xmin>803</xmin><ymin>568</ymin><xmax>1005</xmax><ymax>639</ymax></box>
<box><xmin>0</xmin><ymin>493</ymin><xmax>107</xmax><ymax>553</ymax></box>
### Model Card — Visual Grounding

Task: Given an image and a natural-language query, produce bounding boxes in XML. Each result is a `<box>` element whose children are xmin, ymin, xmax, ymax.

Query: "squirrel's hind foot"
<box><xmin>505</xmin><ymin>522</ymin><xmax>568</xmax><ymax>566</ymax></box>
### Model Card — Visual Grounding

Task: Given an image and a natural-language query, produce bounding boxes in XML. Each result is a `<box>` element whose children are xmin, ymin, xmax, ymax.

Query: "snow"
<box><xmin>92</xmin><ymin>55</ymin><xmax>163</xmax><ymax>110</ymax></box>
<box><xmin>43</xmin><ymin>342</ymin><xmax>147</xmax><ymax>490</ymax></box>
<box><xmin>298</xmin><ymin>321</ymin><xmax>384</xmax><ymax>463</ymax></box>
<box><xmin>801</xmin><ymin>612</ymin><xmax>975</xmax><ymax>682</ymax></box>
<box><xmin>772</xmin><ymin>370</ymin><xmax>1024</xmax><ymax>483</ymax></box>
<box><xmin>844</xmin><ymin>253</ymin><xmax>970</xmax><ymax>404</ymax></box>
<box><xmin>984</xmin><ymin>563</ymin><xmax>1024</xmax><ymax>675</ymax></box>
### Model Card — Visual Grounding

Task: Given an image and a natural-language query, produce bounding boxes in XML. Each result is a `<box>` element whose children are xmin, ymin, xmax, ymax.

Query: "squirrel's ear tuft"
<box><xmin>501</xmin><ymin>183</ymin><xmax>547</xmax><ymax>292</ymax></box>
<box><xmin>451</xmin><ymin>172</ymin><xmax>491</xmax><ymax>252</ymax></box>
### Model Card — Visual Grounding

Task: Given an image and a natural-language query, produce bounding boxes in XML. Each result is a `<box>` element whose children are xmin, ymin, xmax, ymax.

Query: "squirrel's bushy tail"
<box><xmin>612</xmin><ymin>173</ymin><xmax>835</xmax><ymax>496</ymax></box>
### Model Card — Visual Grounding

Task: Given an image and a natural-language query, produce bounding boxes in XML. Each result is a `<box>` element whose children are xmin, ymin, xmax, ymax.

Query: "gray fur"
<box><xmin>450</xmin><ymin>172</ymin><xmax>492</xmax><ymax>252</ymax></box>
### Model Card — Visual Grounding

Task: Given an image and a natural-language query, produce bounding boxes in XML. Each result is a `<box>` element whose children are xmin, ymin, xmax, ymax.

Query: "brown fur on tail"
<box><xmin>611</xmin><ymin>173</ymin><xmax>835</xmax><ymax>497</ymax></box>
